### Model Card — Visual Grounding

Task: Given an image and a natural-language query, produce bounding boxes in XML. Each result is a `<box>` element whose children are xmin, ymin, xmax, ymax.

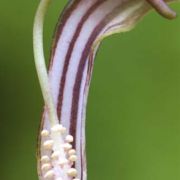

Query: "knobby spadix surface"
<box><xmin>37</xmin><ymin>0</ymin><xmax>177</xmax><ymax>179</ymax></box>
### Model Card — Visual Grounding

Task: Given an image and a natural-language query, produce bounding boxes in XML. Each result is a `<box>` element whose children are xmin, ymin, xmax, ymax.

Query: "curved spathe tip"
<box><xmin>147</xmin><ymin>0</ymin><xmax>177</xmax><ymax>19</ymax></box>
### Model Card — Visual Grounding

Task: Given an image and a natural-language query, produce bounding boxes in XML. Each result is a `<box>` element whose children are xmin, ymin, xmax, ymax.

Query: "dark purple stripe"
<box><xmin>70</xmin><ymin>3</ymin><xmax>126</xmax><ymax>146</ymax></box>
<box><xmin>72</xmin><ymin>20</ymin><xmax>107</xmax><ymax>180</ymax></box>
<box><xmin>70</xmin><ymin>20</ymin><xmax>106</xmax><ymax>145</ymax></box>
<box><xmin>57</xmin><ymin>0</ymin><xmax>105</xmax><ymax>119</ymax></box>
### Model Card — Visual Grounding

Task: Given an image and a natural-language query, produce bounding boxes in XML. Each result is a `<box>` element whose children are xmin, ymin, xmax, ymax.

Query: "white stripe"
<box><xmin>75</xmin><ymin>59</ymin><xmax>88</xmax><ymax>176</ymax></box>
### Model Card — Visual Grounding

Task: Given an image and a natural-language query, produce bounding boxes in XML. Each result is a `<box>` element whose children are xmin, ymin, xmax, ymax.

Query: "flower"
<box><xmin>33</xmin><ymin>0</ymin><xmax>178</xmax><ymax>179</ymax></box>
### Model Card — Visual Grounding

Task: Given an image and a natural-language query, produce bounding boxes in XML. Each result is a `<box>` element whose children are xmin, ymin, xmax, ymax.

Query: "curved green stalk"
<box><xmin>33</xmin><ymin>0</ymin><xmax>58</xmax><ymax>127</ymax></box>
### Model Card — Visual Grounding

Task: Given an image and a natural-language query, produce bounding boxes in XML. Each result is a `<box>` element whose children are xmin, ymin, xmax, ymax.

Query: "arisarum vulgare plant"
<box><xmin>33</xmin><ymin>0</ymin><xmax>178</xmax><ymax>179</ymax></box>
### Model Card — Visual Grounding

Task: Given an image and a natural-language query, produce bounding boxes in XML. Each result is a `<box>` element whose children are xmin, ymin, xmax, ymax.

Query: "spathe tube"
<box><xmin>33</xmin><ymin>0</ymin><xmax>178</xmax><ymax>179</ymax></box>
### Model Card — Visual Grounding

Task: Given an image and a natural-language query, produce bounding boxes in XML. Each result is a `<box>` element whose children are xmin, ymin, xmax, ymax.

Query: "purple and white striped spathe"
<box><xmin>37</xmin><ymin>0</ymin><xmax>177</xmax><ymax>179</ymax></box>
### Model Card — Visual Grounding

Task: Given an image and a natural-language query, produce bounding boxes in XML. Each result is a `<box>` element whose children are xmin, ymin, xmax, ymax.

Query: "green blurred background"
<box><xmin>0</xmin><ymin>1</ymin><xmax>180</xmax><ymax>180</ymax></box>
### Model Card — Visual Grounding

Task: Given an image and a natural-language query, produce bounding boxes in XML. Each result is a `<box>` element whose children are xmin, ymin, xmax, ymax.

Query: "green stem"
<box><xmin>33</xmin><ymin>0</ymin><xmax>58</xmax><ymax>126</ymax></box>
